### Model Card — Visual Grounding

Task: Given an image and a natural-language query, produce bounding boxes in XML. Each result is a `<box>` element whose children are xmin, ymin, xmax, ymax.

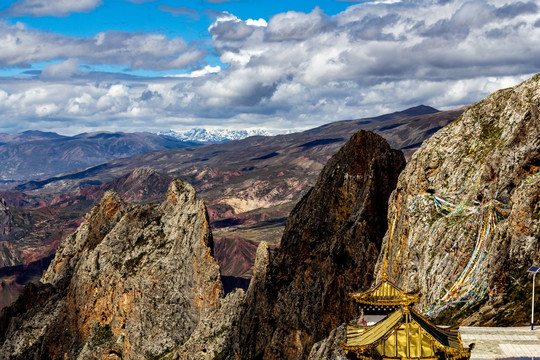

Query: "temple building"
<box><xmin>342</xmin><ymin>271</ymin><xmax>473</xmax><ymax>360</ymax></box>
<box><xmin>350</xmin><ymin>272</ymin><xmax>418</xmax><ymax>315</ymax></box>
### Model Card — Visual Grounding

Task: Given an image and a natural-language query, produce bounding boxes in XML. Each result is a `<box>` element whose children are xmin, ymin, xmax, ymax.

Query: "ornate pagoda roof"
<box><xmin>343</xmin><ymin>307</ymin><xmax>471</xmax><ymax>360</ymax></box>
<box><xmin>350</xmin><ymin>273</ymin><xmax>419</xmax><ymax>306</ymax></box>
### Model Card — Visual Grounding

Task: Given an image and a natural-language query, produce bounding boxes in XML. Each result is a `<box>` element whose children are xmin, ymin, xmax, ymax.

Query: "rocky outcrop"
<box><xmin>377</xmin><ymin>74</ymin><xmax>540</xmax><ymax>325</ymax></box>
<box><xmin>231</xmin><ymin>131</ymin><xmax>406</xmax><ymax>359</ymax></box>
<box><xmin>0</xmin><ymin>201</ymin><xmax>17</xmax><ymax>271</ymax></box>
<box><xmin>173</xmin><ymin>289</ymin><xmax>245</xmax><ymax>360</ymax></box>
<box><xmin>0</xmin><ymin>200</ymin><xmax>13</xmax><ymax>238</ymax></box>
<box><xmin>0</xmin><ymin>179</ymin><xmax>235</xmax><ymax>359</ymax></box>
<box><xmin>307</xmin><ymin>322</ymin><xmax>348</xmax><ymax>360</ymax></box>
<box><xmin>0</xmin><ymin>243</ymin><xmax>19</xmax><ymax>270</ymax></box>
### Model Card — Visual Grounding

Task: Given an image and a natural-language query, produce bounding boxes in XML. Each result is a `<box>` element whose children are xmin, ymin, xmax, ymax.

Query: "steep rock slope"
<box><xmin>378</xmin><ymin>74</ymin><xmax>540</xmax><ymax>325</ymax></box>
<box><xmin>0</xmin><ymin>180</ymin><xmax>232</xmax><ymax>359</ymax></box>
<box><xmin>0</xmin><ymin>168</ymin><xmax>172</xmax><ymax>311</ymax></box>
<box><xmin>0</xmin><ymin>200</ymin><xmax>13</xmax><ymax>238</ymax></box>
<box><xmin>231</xmin><ymin>131</ymin><xmax>406</xmax><ymax>359</ymax></box>
<box><xmin>0</xmin><ymin>201</ymin><xmax>18</xmax><ymax>271</ymax></box>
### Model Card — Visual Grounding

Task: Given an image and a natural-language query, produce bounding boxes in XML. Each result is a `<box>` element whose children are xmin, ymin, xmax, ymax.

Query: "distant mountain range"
<box><xmin>4</xmin><ymin>105</ymin><xmax>461</xmax><ymax>271</ymax></box>
<box><xmin>0</xmin><ymin>131</ymin><xmax>198</xmax><ymax>183</ymax></box>
<box><xmin>0</xmin><ymin>128</ymin><xmax>291</xmax><ymax>185</ymax></box>
<box><xmin>1</xmin><ymin>107</ymin><xmax>444</xmax><ymax>185</ymax></box>
<box><xmin>0</xmin><ymin>130</ymin><xmax>66</xmax><ymax>144</ymax></box>
<box><xmin>157</xmin><ymin>128</ymin><xmax>291</xmax><ymax>144</ymax></box>
<box><xmin>0</xmin><ymin>104</ymin><xmax>466</xmax><ymax>310</ymax></box>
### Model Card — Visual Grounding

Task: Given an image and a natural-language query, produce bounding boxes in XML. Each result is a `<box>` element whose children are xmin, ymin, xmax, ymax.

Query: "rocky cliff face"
<box><xmin>0</xmin><ymin>200</ymin><xmax>13</xmax><ymax>238</ymax></box>
<box><xmin>378</xmin><ymin>74</ymin><xmax>540</xmax><ymax>325</ymax></box>
<box><xmin>0</xmin><ymin>243</ymin><xmax>19</xmax><ymax>271</ymax></box>
<box><xmin>231</xmin><ymin>131</ymin><xmax>406</xmax><ymax>359</ymax></box>
<box><xmin>0</xmin><ymin>200</ymin><xmax>17</xmax><ymax>271</ymax></box>
<box><xmin>0</xmin><ymin>179</ymin><xmax>240</xmax><ymax>359</ymax></box>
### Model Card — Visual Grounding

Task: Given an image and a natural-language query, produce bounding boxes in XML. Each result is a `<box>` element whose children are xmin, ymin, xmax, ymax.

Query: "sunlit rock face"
<box><xmin>377</xmin><ymin>74</ymin><xmax>540</xmax><ymax>325</ymax></box>
<box><xmin>0</xmin><ymin>179</ymin><xmax>235</xmax><ymax>359</ymax></box>
<box><xmin>232</xmin><ymin>130</ymin><xmax>406</xmax><ymax>360</ymax></box>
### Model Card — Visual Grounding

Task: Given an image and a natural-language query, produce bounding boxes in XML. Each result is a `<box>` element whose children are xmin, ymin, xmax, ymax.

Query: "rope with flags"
<box><xmin>413</xmin><ymin>193</ymin><xmax>510</xmax><ymax>316</ymax></box>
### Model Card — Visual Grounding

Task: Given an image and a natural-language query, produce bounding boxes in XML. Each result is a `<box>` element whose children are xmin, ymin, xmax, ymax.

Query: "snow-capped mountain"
<box><xmin>157</xmin><ymin>128</ymin><xmax>289</xmax><ymax>144</ymax></box>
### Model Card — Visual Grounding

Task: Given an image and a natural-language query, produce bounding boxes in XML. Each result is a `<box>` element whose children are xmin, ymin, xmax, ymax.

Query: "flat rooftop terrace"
<box><xmin>460</xmin><ymin>326</ymin><xmax>540</xmax><ymax>359</ymax></box>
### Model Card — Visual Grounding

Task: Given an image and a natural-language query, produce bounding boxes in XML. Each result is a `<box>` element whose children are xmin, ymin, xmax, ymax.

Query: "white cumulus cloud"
<box><xmin>0</xmin><ymin>22</ymin><xmax>206</xmax><ymax>70</ymax></box>
<box><xmin>0</xmin><ymin>0</ymin><xmax>539</xmax><ymax>135</ymax></box>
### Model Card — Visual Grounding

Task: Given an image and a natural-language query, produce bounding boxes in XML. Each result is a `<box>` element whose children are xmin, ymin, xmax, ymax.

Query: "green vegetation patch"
<box><xmin>479</xmin><ymin>122</ymin><xmax>503</xmax><ymax>144</ymax></box>
<box><xmin>92</xmin><ymin>323</ymin><xmax>114</xmax><ymax>346</ymax></box>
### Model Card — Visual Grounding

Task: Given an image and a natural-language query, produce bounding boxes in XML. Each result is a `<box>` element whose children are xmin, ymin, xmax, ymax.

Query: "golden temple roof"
<box><xmin>350</xmin><ymin>274</ymin><xmax>419</xmax><ymax>306</ymax></box>
<box><xmin>343</xmin><ymin>307</ymin><xmax>471</xmax><ymax>359</ymax></box>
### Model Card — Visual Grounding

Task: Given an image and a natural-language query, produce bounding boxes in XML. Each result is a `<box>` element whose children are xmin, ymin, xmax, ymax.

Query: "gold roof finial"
<box><xmin>382</xmin><ymin>258</ymin><xmax>389</xmax><ymax>281</ymax></box>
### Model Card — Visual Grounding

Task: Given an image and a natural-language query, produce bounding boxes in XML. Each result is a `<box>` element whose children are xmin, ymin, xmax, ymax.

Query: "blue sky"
<box><xmin>0</xmin><ymin>1</ymin><xmax>354</xmax><ymax>36</ymax></box>
<box><xmin>0</xmin><ymin>0</ymin><xmax>539</xmax><ymax>135</ymax></box>
<box><xmin>0</xmin><ymin>0</ymin><xmax>355</xmax><ymax>77</ymax></box>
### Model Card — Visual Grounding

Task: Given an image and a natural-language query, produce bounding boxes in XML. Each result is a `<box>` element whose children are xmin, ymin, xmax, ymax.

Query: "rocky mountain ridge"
<box><xmin>5</xmin><ymin>106</ymin><xmax>460</xmax><ymax>250</ymax></box>
<box><xmin>158</xmin><ymin>128</ymin><xmax>290</xmax><ymax>144</ymax></box>
<box><xmin>1</xmin><ymin>71</ymin><xmax>539</xmax><ymax>358</ymax></box>
<box><xmin>0</xmin><ymin>106</ymin><xmax>463</xmax><ymax>311</ymax></box>
<box><xmin>0</xmin><ymin>180</ymin><xmax>241</xmax><ymax>359</ymax></box>
<box><xmin>230</xmin><ymin>131</ymin><xmax>405</xmax><ymax>359</ymax></box>
<box><xmin>376</xmin><ymin>74</ymin><xmax>540</xmax><ymax>325</ymax></box>
<box><xmin>0</xmin><ymin>129</ymin><xmax>407</xmax><ymax>360</ymax></box>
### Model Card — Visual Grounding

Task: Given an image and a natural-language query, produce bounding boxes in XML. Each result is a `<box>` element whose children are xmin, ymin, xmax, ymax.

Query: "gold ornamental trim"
<box><xmin>350</xmin><ymin>278</ymin><xmax>419</xmax><ymax>306</ymax></box>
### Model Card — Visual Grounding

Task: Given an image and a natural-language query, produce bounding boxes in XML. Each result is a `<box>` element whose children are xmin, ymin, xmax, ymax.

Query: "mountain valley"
<box><xmin>0</xmin><ymin>105</ymin><xmax>464</xmax><ymax>304</ymax></box>
<box><xmin>0</xmin><ymin>74</ymin><xmax>539</xmax><ymax>359</ymax></box>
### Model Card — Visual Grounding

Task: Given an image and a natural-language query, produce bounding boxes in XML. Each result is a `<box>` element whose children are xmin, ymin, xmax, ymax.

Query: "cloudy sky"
<box><xmin>0</xmin><ymin>0</ymin><xmax>539</xmax><ymax>135</ymax></box>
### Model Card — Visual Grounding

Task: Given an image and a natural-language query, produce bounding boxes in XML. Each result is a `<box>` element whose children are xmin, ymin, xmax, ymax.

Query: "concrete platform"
<box><xmin>460</xmin><ymin>326</ymin><xmax>540</xmax><ymax>359</ymax></box>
